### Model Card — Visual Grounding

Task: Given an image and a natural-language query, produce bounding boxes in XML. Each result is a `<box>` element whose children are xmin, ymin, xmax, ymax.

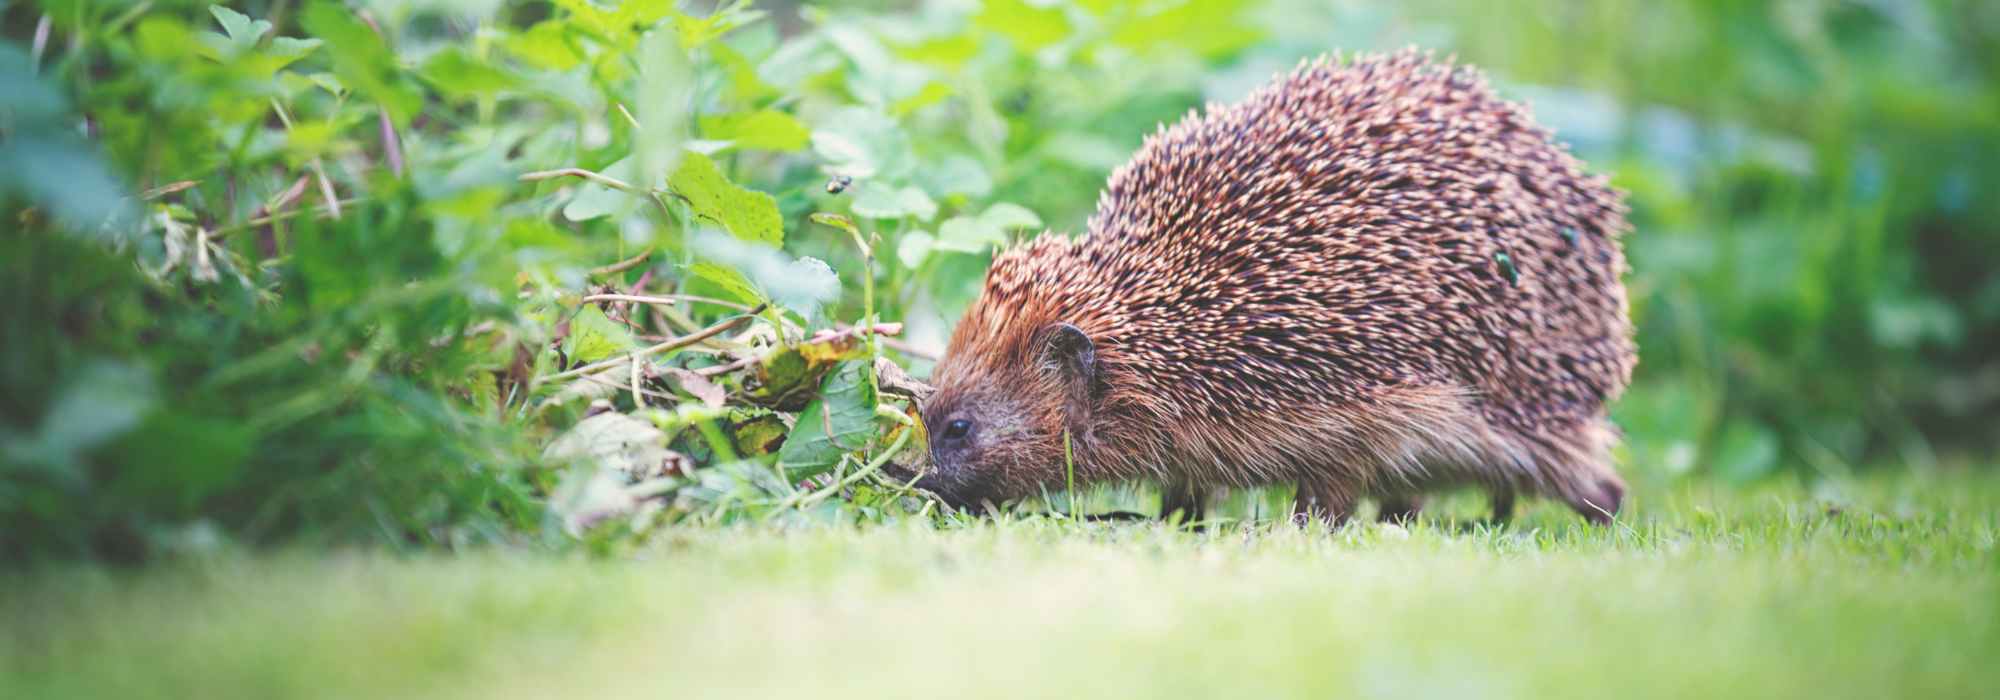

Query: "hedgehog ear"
<box><xmin>1040</xmin><ymin>322</ymin><xmax>1099</xmax><ymax>411</ymax></box>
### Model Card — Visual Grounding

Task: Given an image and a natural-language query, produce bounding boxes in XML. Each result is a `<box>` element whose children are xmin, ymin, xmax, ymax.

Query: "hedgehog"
<box><xmin>916</xmin><ymin>49</ymin><xmax>1636</xmax><ymax>525</ymax></box>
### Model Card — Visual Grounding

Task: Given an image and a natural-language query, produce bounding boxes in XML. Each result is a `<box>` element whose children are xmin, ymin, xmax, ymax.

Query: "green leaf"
<box><xmin>775</xmin><ymin>360</ymin><xmax>880</xmax><ymax>479</ymax></box>
<box><xmin>935</xmin><ymin>202</ymin><xmax>1044</xmax><ymax>252</ymax></box>
<box><xmin>301</xmin><ymin>2</ymin><xmax>423</xmax><ymax>127</ymax></box>
<box><xmin>699</xmin><ymin>110</ymin><xmax>810</xmax><ymax>152</ymax></box>
<box><xmin>421</xmin><ymin>48</ymin><xmax>521</xmax><ymax>99</ymax></box>
<box><xmin>979</xmin><ymin>202</ymin><xmax>1043</xmax><ymax>230</ymax></box>
<box><xmin>976</xmin><ymin>0</ymin><xmax>1071</xmax><ymax>53</ymax></box>
<box><xmin>1111</xmin><ymin>0</ymin><xmax>1263</xmax><ymax>58</ymax></box>
<box><xmin>506</xmin><ymin>21</ymin><xmax>583</xmax><ymax>71</ymax></box>
<box><xmin>560</xmin><ymin>157</ymin><xmax>644</xmax><ymax>223</ymax></box>
<box><xmin>689</xmin><ymin>261</ymin><xmax>765</xmax><ymax>305</ymax></box>
<box><xmin>849</xmin><ymin>182</ymin><xmax>938</xmax><ymax>221</ymax></box>
<box><xmin>809</xmin><ymin>106</ymin><xmax>910</xmax><ymax>178</ymax></box>
<box><xmin>670</xmin><ymin>152</ymin><xmax>783</xmax><ymax>246</ymax></box>
<box><xmin>3</xmin><ymin>360</ymin><xmax>157</xmax><ymax>473</ymax></box>
<box><xmin>896</xmin><ymin>230</ymin><xmax>936</xmax><ymax>269</ymax></box>
<box><xmin>209</xmin><ymin>5</ymin><xmax>271</xmax><ymax>54</ymax></box>
<box><xmin>562</xmin><ymin>305</ymin><xmax>636</xmax><ymax>365</ymax></box>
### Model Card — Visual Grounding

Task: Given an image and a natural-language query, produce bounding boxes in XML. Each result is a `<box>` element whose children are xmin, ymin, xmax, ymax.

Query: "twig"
<box><xmin>581</xmin><ymin>293</ymin><xmax>755</xmax><ymax>313</ymax></box>
<box><xmin>693</xmin><ymin>353</ymin><xmax>760</xmax><ymax>377</ymax></box>
<box><xmin>209</xmin><ymin>198</ymin><xmax>366</xmax><ymax>239</ymax></box>
<box><xmin>573</xmin><ymin>368</ymin><xmax>676</xmax><ymax>401</ymax></box>
<box><xmin>141</xmin><ymin>180</ymin><xmax>198</xmax><ymax>200</ymax></box>
<box><xmin>30</xmin><ymin>15</ymin><xmax>50</xmax><ymax>74</ymax></box>
<box><xmin>544</xmin><ymin>305</ymin><xmax>767</xmax><ymax>382</ymax></box>
<box><xmin>630</xmin><ymin>354</ymin><xmax>647</xmax><ymax>408</ymax></box>
<box><xmin>880</xmin><ymin>336</ymin><xmax>939</xmax><ymax>361</ymax></box>
<box><xmin>589</xmin><ymin>247</ymin><xmax>656</xmax><ymax>278</ymax></box>
<box><xmin>378</xmin><ymin>109</ymin><xmax>405</xmax><ymax>176</ymax></box>
<box><xmin>520</xmin><ymin>168</ymin><xmax>641</xmax><ymax>193</ymax></box>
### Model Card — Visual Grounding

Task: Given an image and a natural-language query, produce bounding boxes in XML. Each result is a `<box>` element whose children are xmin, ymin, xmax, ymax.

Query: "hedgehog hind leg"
<box><xmin>1159</xmin><ymin>480</ymin><xmax>1208</xmax><ymax>527</ymax></box>
<box><xmin>1376</xmin><ymin>493</ymin><xmax>1423</xmax><ymax>524</ymax></box>
<box><xmin>1291</xmin><ymin>480</ymin><xmax>1356</xmax><ymax>527</ymax></box>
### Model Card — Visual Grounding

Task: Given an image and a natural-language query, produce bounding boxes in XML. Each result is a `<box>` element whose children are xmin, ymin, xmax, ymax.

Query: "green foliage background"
<box><xmin>2</xmin><ymin>0</ymin><xmax>1995</xmax><ymax>559</ymax></box>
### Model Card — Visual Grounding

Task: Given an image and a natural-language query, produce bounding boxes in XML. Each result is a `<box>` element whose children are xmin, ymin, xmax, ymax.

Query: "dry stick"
<box><xmin>693</xmin><ymin>353</ymin><xmax>760</xmax><ymax>378</ymax></box>
<box><xmin>544</xmin><ymin>305</ymin><xmax>766</xmax><ymax>382</ymax></box>
<box><xmin>589</xmin><ymin>247</ymin><xmax>656</xmax><ymax>278</ymax></box>
<box><xmin>581</xmin><ymin>293</ymin><xmax>756</xmax><ymax>313</ymax></box>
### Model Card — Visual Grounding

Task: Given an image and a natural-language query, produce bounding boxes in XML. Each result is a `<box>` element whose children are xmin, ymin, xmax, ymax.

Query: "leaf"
<box><xmin>670</xmin><ymin>152</ymin><xmax>783</xmax><ymax>246</ymax></box>
<box><xmin>896</xmin><ymin>230</ymin><xmax>936</xmax><ymax>269</ymax></box>
<box><xmin>663</xmin><ymin>368</ymin><xmax>726</xmax><ymax>408</ymax></box>
<box><xmin>1111</xmin><ymin>0</ymin><xmax>1263</xmax><ymax>58</ymax></box>
<box><xmin>561</xmin><ymin>157</ymin><xmax>643</xmax><ymax>222</ymax></box>
<box><xmin>3</xmin><ymin>359</ymin><xmax>157</xmax><ymax>474</ymax></box>
<box><xmin>688</xmin><ymin>261</ymin><xmax>765</xmax><ymax>305</ymax></box>
<box><xmin>208</xmin><ymin>5</ymin><xmax>271</xmax><ymax>56</ymax></box>
<box><xmin>544</xmin><ymin>411</ymin><xmax>681</xmax><ymax>479</ymax></box>
<box><xmin>775</xmin><ymin>360</ymin><xmax>880</xmax><ymax>479</ymax></box>
<box><xmin>849</xmin><ymin>182</ymin><xmax>938</xmax><ymax>221</ymax></box>
<box><xmin>934</xmin><ymin>202</ymin><xmax>1044</xmax><ymax>252</ymax></box>
<box><xmin>698</xmin><ymin>110</ymin><xmax>810</xmax><ymax>152</ymax></box>
<box><xmin>506</xmin><ymin>21</ymin><xmax>583</xmax><ymax>71</ymax></box>
<box><xmin>421</xmin><ymin>48</ymin><xmax>521</xmax><ymax>99</ymax></box>
<box><xmin>810</xmin><ymin>106</ymin><xmax>910</xmax><ymax>178</ymax></box>
<box><xmin>979</xmin><ymin>202</ymin><xmax>1043</xmax><ymax>230</ymax></box>
<box><xmin>301</xmin><ymin>1</ymin><xmax>423</xmax><ymax>127</ymax></box>
<box><xmin>741</xmin><ymin>336</ymin><xmax>866</xmax><ymax>411</ymax></box>
<box><xmin>562</xmin><ymin>305</ymin><xmax>636</xmax><ymax>365</ymax></box>
<box><xmin>976</xmin><ymin>0</ymin><xmax>1071</xmax><ymax>53</ymax></box>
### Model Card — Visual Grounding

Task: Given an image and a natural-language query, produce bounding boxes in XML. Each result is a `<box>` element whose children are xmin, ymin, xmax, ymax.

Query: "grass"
<box><xmin>5</xmin><ymin>472</ymin><xmax>1997</xmax><ymax>700</ymax></box>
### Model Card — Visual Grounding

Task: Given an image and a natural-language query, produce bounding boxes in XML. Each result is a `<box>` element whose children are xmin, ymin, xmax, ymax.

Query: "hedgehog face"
<box><xmin>916</xmin><ymin>386</ymin><xmax>1053</xmax><ymax>510</ymax></box>
<box><xmin>917</xmin><ymin>323</ymin><xmax>1098</xmax><ymax>511</ymax></box>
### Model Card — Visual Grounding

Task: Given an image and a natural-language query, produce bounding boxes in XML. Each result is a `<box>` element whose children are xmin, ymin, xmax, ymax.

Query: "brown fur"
<box><xmin>918</xmin><ymin>50</ymin><xmax>1635</xmax><ymax>525</ymax></box>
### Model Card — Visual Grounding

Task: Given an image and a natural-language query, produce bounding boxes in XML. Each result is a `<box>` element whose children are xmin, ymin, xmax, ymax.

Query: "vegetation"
<box><xmin>2</xmin><ymin>0</ymin><xmax>1996</xmax><ymax>554</ymax></box>
<box><xmin>3</xmin><ymin>2</ymin><xmax>1997</xmax><ymax>695</ymax></box>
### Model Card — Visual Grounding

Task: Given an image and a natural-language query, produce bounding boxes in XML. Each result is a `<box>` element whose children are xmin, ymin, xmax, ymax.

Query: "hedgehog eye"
<box><xmin>942</xmin><ymin>419</ymin><xmax>972</xmax><ymax>440</ymax></box>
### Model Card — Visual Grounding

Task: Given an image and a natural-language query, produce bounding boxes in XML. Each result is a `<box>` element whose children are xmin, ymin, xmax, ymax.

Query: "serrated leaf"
<box><xmin>562</xmin><ymin>305</ymin><xmax>636</xmax><ymax>365</ymax></box>
<box><xmin>210</xmin><ymin>5</ymin><xmax>271</xmax><ymax>51</ymax></box>
<box><xmin>775</xmin><ymin>360</ymin><xmax>880</xmax><ymax>479</ymax></box>
<box><xmin>670</xmin><ymin>152</ymin><xmax>782</xmax><ymax>246</ymax></box>
<box><xmin>849</xmin><ymin>182</ymin><xmax>937</xmax><ymax>221</ymax></box>
<box><xmin>699</xmin><ymin>110</ymin><xmax>809</xmax><ymax>152</ymax></box>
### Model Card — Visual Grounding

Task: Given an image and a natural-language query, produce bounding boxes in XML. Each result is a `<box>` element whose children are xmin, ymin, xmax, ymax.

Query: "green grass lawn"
<box><xmin>5</xmin><ymin>473</ymin><xmax>1997</xmax><ymax>700</ymax></box>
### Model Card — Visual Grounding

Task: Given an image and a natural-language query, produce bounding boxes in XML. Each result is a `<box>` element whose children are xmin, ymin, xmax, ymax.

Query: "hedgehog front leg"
<box><xmin>1159</xmin><ymin>480</ymin><xmax>1207</xmax><ymax>526</ymax></box>
<box><xmin>1376</xmin><ymin>493</ymin><xmax>1424</xmax><ymax>523</ymax></box>
<box><xmin>1489</xmin><ymin>488</ymin><xmax>1516</xmax><ymax>523</ymax></box>
<box><xmin>1291</xmin><ymin>480</ymin><xmax>1355</xmax><ymax>527</ymax></box>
